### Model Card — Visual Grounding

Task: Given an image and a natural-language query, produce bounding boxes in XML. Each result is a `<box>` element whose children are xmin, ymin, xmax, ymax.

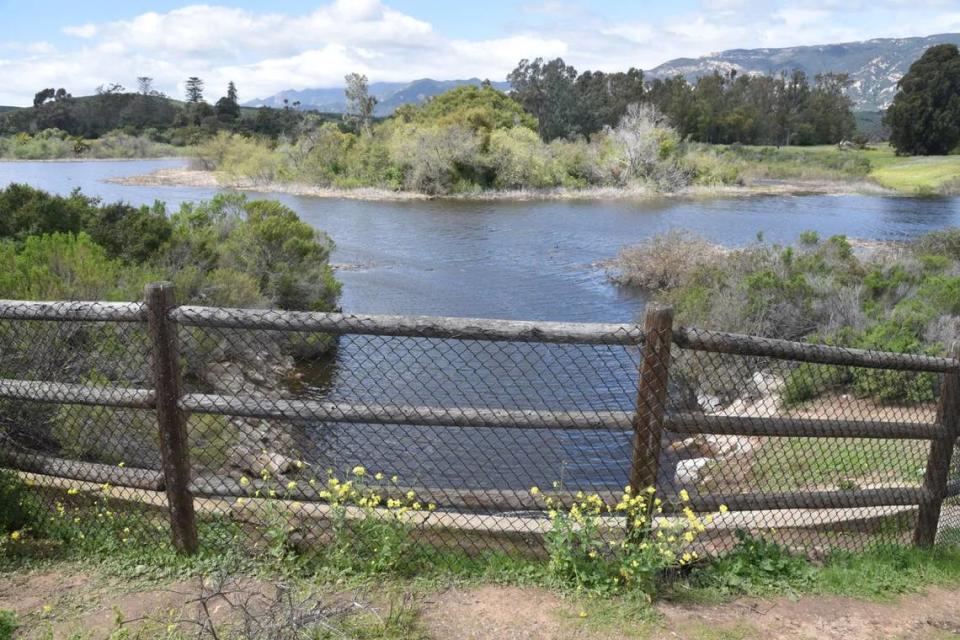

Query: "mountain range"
<box><xmin>648</xmin><ymin>33</ymin><xmax>960</xmax><ymax>111</ymax></box>
<box><xmin>244</xmin><ymin>33</ymin><xmax>960</xmax><ymax>114</ymax></box>
<box><xmin>243</xmin><ymin>78</ymin><xmax>510</xmax><ymax>116</ymax></box>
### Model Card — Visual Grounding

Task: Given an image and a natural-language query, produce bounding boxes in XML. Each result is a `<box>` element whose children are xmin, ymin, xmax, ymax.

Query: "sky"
<box><xmin>0</xmin><ymin>0</ymin><xmax>958</xmax><ymax>106</ymax></box>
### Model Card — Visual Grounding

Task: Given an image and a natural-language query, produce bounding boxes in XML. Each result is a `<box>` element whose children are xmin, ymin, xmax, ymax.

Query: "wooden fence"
<box><xmin>0</xmin><ymin>282</ymin><xmax>958</xmax><ymax>554</ymax></box>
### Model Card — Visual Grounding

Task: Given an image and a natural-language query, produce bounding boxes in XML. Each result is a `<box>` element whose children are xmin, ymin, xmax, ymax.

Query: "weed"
<box><xmin>0</xmin><ymin>610</ymin><xmax>18</xmax><ymax>640</ymax></box>
<box><xmin>691</xmin><ymin>530</ymin><xmax>815</xmax><ymax>597</ymax></box>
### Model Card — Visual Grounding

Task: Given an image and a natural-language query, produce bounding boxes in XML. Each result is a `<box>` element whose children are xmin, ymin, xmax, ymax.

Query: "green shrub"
<box><xmin>0</xmin><ymin>610</ymin><xmax>17</xmax><ymax>640</ymax></box>
<box><xmin>539</xmin><ymin>486</ymin><xmax>721</xmax><ymax>595</ymax></box>
<box><xmin>695</xmin><ymin>530</ymin><xmax>814</xmax><ymax>595</ymax></box>
<box><xmin>0</xmin><ymin>469</ymin><xmax>40</xmax><ymax>534</ymax></box>
<box><xmin>851</xmin><ymin>321</ymin><xmax>937</xmax><ymax>404</ymax></box>
<box><xmin>782</xmin><ymin>362</ymin><xmax>849</xmax><ymax>406</ymax></box>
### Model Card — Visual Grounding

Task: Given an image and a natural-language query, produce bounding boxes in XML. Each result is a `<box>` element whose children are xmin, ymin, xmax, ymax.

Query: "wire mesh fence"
<box><xmin>1</xmin><ymin>288</ymin><xmax>959</xmax><ymax>560</ymax></box>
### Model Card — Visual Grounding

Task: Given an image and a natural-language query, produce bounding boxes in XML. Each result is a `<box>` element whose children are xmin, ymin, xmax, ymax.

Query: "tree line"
<box><xmin>507</xmin><ymin>58</ymin><xmax>856</xmax><ymax>146</ymax></box>
<box><xmin>0</xmin><ymin>77</ymin><xmax>330</xmax><ymax>143</ymax></box>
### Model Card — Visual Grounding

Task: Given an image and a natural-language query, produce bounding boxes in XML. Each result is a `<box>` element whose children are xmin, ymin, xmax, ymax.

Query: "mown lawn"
<box><xmin>697</xmin><ymin>143</ymin><xmax>960</xmax><ymax>195</ymax></box>
<box><xmin>869</xmin><ymin>153</ymin><xmax>960</xmax><ymax>194</ymax></box>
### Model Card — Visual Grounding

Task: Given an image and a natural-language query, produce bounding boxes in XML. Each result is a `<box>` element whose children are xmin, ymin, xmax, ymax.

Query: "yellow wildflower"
<box><xmin>286</xmin><ymin>480</ymin><xmax>297</xmax><ymax>490</ymax></box>
<box><xmin>352</xmin><ymin>465</ymin><xmax>366</xmax><ymax>477</ymax></box>
<box><xmin>719</xmin><ymin>504</ymin><xmax>729</xmax><ymax>513</ymax></box>
<box><xmin>67</xmin><ymin>488</ymin><xmax>79</xmax><ymax>496</ymax></box>
<box><xmin>406</xmin><ymin>490</ymin><xmax>416</xmax><ymax>500</ymax></box>
<box><xmin>9</xmin><ymin>531</ymin><xmax>21</xmax><ymax>541</ymax></box>
<box><xmin>529</xmin><ymin>486</ymin><xmax>540</xmax><ymax>496</ymax></box>
<box><xmin>375</xmin><ymin>472</ymin><xmax>384</xmax><ymax>481</ymax></box>
<box><xmin>117</xmin><ymin>461</ymin><xmax>126</xmax><ymax>468</ymax></box>
<box><xmin>679</xmin><ymin>489</ymin><xmax>690</xmax><ymax>502</ymax></box>
<box><xmin>239</xmin><ymin>476</ymin><xmax>250</xmax><ymax>487</ymax></box>
<box><xmin>579</xmin><ymin>611</ymin><xmax>588</xmax><ymax>619</ymax></box>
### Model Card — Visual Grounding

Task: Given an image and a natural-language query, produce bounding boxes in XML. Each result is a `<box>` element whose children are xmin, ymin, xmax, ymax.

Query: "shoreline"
<box><xmin>105</xmin><ymin>167</ymin><xmax>899</xmax><ymax>202</ymax></box>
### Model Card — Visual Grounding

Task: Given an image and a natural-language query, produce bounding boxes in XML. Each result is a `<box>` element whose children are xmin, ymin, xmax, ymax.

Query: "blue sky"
<box><xmin>1</xmin><ymin>0</ymin><xmax>957</xmax><ymax>105</ymax></box>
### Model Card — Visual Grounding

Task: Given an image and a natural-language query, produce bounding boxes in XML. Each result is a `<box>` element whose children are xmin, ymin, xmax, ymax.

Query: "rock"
<box><xmin>697</xmin><ymin>393</ymin><xmax>723</xmax><ymax>413</ymax></box>
<box><xmin>673</xmin><ymin>436</ymin><xmax>715</xmax><ymax>458</ymax></box>
<box><xmin>202</xmin><ymin>357</ymin><xmax>295</xmax><ymax>399</ymax></box>
<box><xmin>674</xmin><ymin>457</ymin><xmax>712</xmax><ymax>485</ymax></box>
<box><xmin>224</xmin><ymin>445</ymin><xmax>300</xmax><ymax>478</ymax></box>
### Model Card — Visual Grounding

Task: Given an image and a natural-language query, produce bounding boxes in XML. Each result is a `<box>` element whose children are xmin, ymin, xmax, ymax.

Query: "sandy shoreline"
<box><xmin>106</xmin><ymin>167</ymin><xmax>896</xmax><ymax>202</ymax></box>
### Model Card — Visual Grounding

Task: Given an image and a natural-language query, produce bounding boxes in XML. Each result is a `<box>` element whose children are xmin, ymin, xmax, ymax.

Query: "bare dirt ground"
<box><xmin>3</xmin><ymin>567</ymin><xmax>960</xmax><ymax>639</ymax></box>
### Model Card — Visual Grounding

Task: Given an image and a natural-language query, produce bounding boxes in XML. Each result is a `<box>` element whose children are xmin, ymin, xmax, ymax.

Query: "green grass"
<box><xmin>870</xmin><ymin>154</ymin><xmax>960</xmax><ymax>195</ymax></box>
<box><xmin>682</xmin><ymin>540</ymin><xmax>960</xmax><ymax>603</ymax></box>
<box><xmin>691</xmin><ymin>143</ymin><xmax>960</xmax><ymax>195</ymax></box>
<box><xmin>747</xmin><ymin>436</ymin><xmax>927</xmax><ymax>492</ymax></box>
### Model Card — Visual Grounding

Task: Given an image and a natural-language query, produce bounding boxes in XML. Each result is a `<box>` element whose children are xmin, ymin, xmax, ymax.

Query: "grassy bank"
<box><xmin>4</xmin><ymin>515</ymin><xmax>960</xmax><ymax>639</ymax></box>
<box><xmin>688</xmin><ymin>143</ymin><xmax>960</xmax><ymax>196</ymax></box>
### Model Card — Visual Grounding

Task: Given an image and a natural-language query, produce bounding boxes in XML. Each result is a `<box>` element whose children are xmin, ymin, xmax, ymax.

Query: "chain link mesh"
<box><xmin>2</xmin><ymin>300</ymin><xmax>958</xmax><ymax>558</ymax></box>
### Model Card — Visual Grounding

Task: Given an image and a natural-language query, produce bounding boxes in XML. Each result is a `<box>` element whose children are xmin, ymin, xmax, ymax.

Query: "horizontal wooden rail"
<box><xmin>0</xmin><ymin>379</ymin><xmax>155</xmax><ymax>409</ymax></box>
<box><xmin>181</xmin><ymin>393</ymin><xmax>949</xmax><ymax>441</ymax></box>
<box><xmin>180</xmin><ymin>394</ymin><xmax>634</xmax><ymax>430</ymax></box>
<box><xmin>678</xmin><ymin>486</ymin><xmax>929</xmax><ymax>512</ymax></box>
<box><xmin>665</xmin><ymin>413</ymin><xmax>947</xmax><ymax>440</ymax></box>
<box><xmin>0</xmin><ymin>451</ymin><xmax>163</xmax><ymax>490</ymax></box>
<box><xmin>673</xmin><ymin>327</ymin><xmax>958</xmax><ymax>373</ymax></box>
<box><xmin>190</xmin><ymin>476</ymin><xmax>617</xmax><ymax>512</ymax></box>
<box><xmin>946</xmin><ymin>480</ymin><xmax>960</xmax><ymax>498</ymax></box>
<box><xmin>171</xmin><ymin>306</ymin><xmax>645</xmax><ymax>345</ymax></box>
<box><xmin>0</xmin><ymin>300</ymin><xmax>145</xmax><ymax>323</ymax></box>
<box><xmin>190</xmin><ymin>473</ymin><xmax>925</xmax><ymax>513</ymax></box>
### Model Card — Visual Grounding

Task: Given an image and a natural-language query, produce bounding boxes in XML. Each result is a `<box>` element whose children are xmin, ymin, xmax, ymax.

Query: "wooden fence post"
<box><xmin>629</xmin><ymin>304</ymin><xmax>675</xmax><ymax>499</ymax></box>
<box><xmin>145</xmin><ymin>282</ymin><xmax>198</xmax><ymax>555</ymax></box>
<box><xmin>914</xmin><ymin>342</ymin><xmax>960</xmax><ymax>547</ymax></box>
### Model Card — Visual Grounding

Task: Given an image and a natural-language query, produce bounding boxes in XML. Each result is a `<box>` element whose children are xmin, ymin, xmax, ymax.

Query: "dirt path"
<box><xmin>422</xmin><ymin>585</ymin><xmax>960</xmax><ymax>640</ymax></box>
<box><xmin>3</xmin><ymin>568</ymin><xmax>960</xmax><ymax>639</ymax></box>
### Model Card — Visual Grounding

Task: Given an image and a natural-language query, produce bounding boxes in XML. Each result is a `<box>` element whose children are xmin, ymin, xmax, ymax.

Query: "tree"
<box><xmin>344</xmin><ymin>73</ymin><xmax>377</xmax><ymax>132</ymax></box>
<box><xmin>508</xmin><ymin>58</ymin><xmax>579</xmax><ymax>141</ymax></box>
<box><xmin>885</xmin><ymin>44</ymin><xmax>960</xmax><ymax>155</ymax></box>
<box><xmin>33</xmin><ymin>89</ymin><xmax>55</xmax><ymax>108</ymax></box>
<box><xmin>95</xmin><ymin>83</ymin><xmax>125</xmax><ymax>95</ymax></box>
<box><xmin>137</xmin><ymin>77</ymin><xmax>154</xmax><ymax>95</ymax></box>
<box><xmin>215</xmin><ymin>81</ymin><xmax>241</xmax><ymax>121</ymax></box>
<box><xmin>185</xmin><ymin>77</ymin><xmax>205</xmax><ymax>103</ymax></box>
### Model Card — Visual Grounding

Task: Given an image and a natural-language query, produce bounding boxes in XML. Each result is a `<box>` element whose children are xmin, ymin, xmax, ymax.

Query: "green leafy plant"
<box><xmin>695</xmin><ymin>530</ymin><xmax>814</xmax><ymax>596</ymax></box>
<box><xmin>0</xmin><ymin>610</ymin><xmax>18</xmax><ymax>640</ymax></box>
<box><xmin>536</xmin><ymin>485</ymin><xmax>725</xmax><ymax>595</ymax></box>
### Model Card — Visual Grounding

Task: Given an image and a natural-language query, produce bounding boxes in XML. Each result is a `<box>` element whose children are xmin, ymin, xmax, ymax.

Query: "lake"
<box><xmin>4</xmin><ymin>159</ymin><xmax>960</xmax><ymax>494</ymax></box>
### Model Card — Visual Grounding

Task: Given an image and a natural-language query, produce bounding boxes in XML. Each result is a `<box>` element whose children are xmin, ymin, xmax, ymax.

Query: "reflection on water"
<box><xmin>5</xmin><ymin>160</ymin><xmax>960</xmax><ymax>492</ymax></box>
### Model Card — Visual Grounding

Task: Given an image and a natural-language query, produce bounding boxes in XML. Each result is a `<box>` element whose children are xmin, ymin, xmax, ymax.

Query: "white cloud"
<box><xmin>0</xmin><ymin>0</ymin><xmax>954</xmax><ymax>105</ymax></box>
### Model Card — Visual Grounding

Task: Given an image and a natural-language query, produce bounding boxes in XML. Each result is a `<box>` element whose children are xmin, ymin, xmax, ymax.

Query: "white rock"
<box><xmin>697</xmin><ymin>393</ymin><xmax>722</xmax><ymax>413</ymax></box>
<box><xmin>674</xmin><ymin>457</ymin><xmax>712</xmax><ymax>485</ymax></box>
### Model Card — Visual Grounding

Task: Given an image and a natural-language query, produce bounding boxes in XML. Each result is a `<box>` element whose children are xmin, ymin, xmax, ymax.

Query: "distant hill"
<box><xmin>245</xmin><ymin>78</ymin><xmax>511</xmax><ymax>115</ymax></box>
<box><xmin>0</xmin><ymin>106</ymin><xmax>19</xmax><ymax>114</ymax></box>
<box><xmin>648</xmin><ymin>33</ymin><xmax>960</xmax><ymax>111</ymax></box>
